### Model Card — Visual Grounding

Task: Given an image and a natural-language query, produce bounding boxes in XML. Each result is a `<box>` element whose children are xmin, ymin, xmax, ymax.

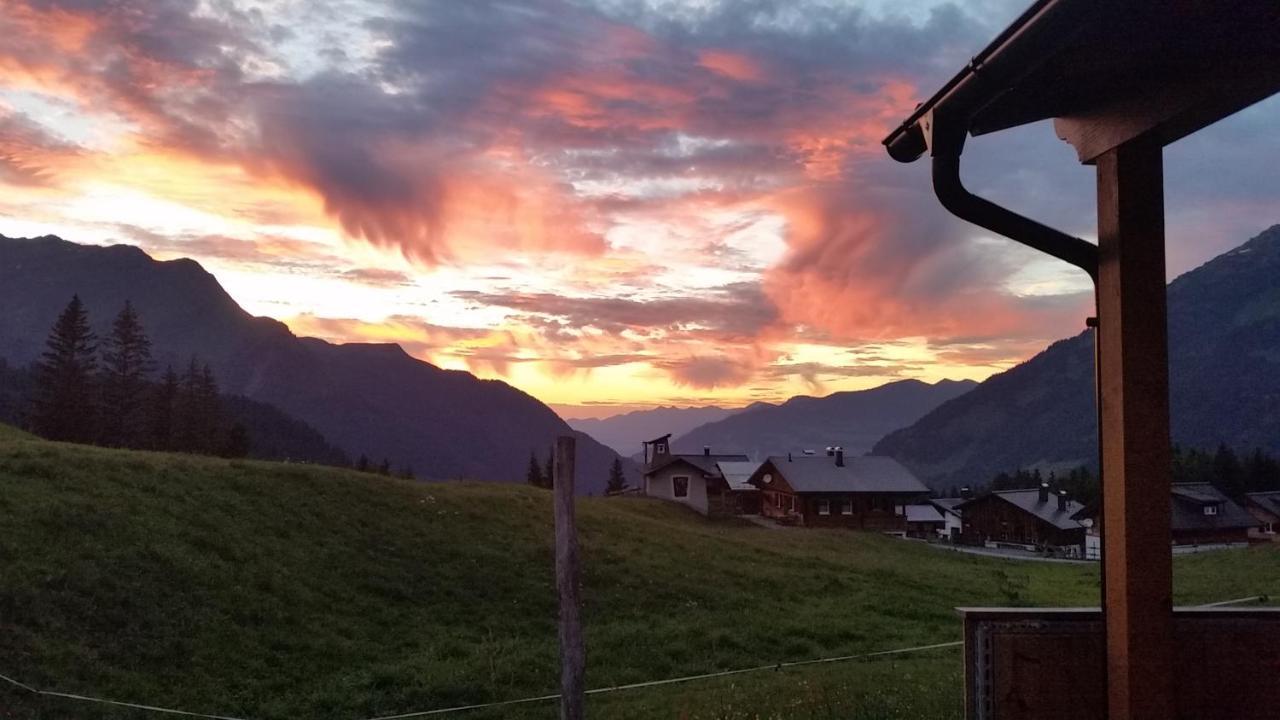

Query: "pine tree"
<box><xmin>224</xmin><ymin>422</ymin><xmax>251</xmax><ymax>458</ymax></box>
<box><xmin>377</xmin><ymin>458</ymin><xmax>391</xmax><ymax>476</ymax></box>
<box><xmin>99</xmin><ymin>301</ymin><xmax>154</xmax><ymax>448</ymax></box>
<box><xmin>543</xmin><ymin>447</ymin><xmax>555</xmax><ymax>489</ymax></box>
<box><xmin>174</xmin><ymin>358</ymin><xmax>203</xmax><ymax>452</ymax></box>
<box><xmin>526</xmin><ymin>451</ymin><xmax>544</xmax><ymax>487</ymax></box>
<box><xmin>356</xmin><ymin>454</ymin><xmax>370</xmax><ymax>472</ymax></box>
<box><xmin>150</xmin><ymin>365</ymin><xmax>179</xmax><ymax>450</ymax></box>
<box><xmin>606</xmin><ymin>457</ymin><xmax>627</xmax><ymax>494</ymax></box>
<box><xmin>197</xmin><ymin>363</ymin><xmax>223</xmax><ymax>453</ymax></box>
<box><xmin>30</xmin><ymin>295</ymin><xmax>98</xmax><ymax>443</ymax></box>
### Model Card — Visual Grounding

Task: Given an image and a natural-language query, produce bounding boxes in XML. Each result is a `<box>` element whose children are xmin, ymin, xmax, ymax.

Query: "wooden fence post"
<box><xmin>554</xmin><ymin>435</ymin><xmax>585</xmax><ymax>720</ymax></box>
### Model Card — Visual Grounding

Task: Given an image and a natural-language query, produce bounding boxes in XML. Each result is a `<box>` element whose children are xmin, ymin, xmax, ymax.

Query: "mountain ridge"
<box><xmin>874</xmin><ymin>224</ymin><xmax>1280</xmax><ymax>491</ymax></box>
<box><xmin>0</xmin><ymin>234</ymin><xmax>632</xmax><ymax>493</ymax></box>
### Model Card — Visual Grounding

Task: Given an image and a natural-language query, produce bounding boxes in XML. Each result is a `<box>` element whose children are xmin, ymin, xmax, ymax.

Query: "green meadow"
<box><xmin>1</xmin><ymin>424</ymin><xmax>1276</xmax><ymax>719</ymax></box>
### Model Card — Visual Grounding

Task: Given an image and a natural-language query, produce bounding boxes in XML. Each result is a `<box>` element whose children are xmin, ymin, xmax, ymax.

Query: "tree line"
<box><xmin>28</xmin><ymin>295</ymin><xmax>248</xmax><ymax>457</ymax></box>
<box><xmin>526</xmin><ymin>447</ymin><xmax>628</xmax><ymax>494</ymax></box>
<box><xmin>969</xmin><ymin>442</ymin><xmax>1280</xmax><ymax>507</ymax></box>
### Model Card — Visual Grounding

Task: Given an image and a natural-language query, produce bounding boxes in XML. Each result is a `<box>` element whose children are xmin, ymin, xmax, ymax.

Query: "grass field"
<box><xmin>1</xmin><ymin>424</ymin><xmax>1277</xmax><ymax>719</ymax></box>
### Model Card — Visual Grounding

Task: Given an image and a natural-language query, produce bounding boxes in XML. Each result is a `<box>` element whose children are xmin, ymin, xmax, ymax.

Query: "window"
<box><xmin>656</xmin><ymin>441</ymin><xmax>668</xmax><ymax>454</ymax></box>
<box><xmin>1203</xmin><ymin>504</ymin><xmax>1218</xmax><ymax>516</ymax></box>
<box><xmin>672</xmin><ymin>476</ymin><xmax>689</xmax><ymax>498</ymax></box>
<box><xmin>840</xmin><ymin>498</ymin><xmax>853</xmax><ymax>515</ymax></box>
<box><xmin>1265</xmin><ymin>522</ymin><xmax>1275</xmax><ymax>534</ymax></box>
<box><xmin>817</xmin><ymin>499</ymin><xmax>831</xmax><ymax>515</ymax></box>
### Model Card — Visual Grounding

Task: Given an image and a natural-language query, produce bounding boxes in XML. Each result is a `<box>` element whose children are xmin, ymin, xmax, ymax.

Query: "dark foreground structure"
<box><xmin>883</xmin><ymin>0</ymin><xmax>1280</xmax><ymax>718</ymax></box>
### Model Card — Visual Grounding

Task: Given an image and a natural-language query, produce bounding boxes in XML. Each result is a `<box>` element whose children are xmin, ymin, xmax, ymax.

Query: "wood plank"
<box><xmin>1095</xmin><ymin>135</ymin><xmax>1173</xmax><ymax>720</ymax></box>
<box><xmin>553</xmin><ymin>435</ymin><xmax>585</xmax><ymax>720</ymax></box>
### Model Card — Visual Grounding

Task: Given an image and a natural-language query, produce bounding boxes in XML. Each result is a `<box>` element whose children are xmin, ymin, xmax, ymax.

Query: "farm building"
<box><xmin>928</xmin><ymin>497</ymin><xmax>964</xmax><ymax>541</ymax></box>
<box><xmin>746</xmin><ymin>449</ymin><xmax>928</xmax><ymax>530</ymax></box>
<box><xmin>1077</xmin><ymin>483</ymin><xmax>1259</xmax><ymax>558</ymax></box>
<box><xmin>640</xmin><ymin>435</ymin><xmax>753</xmax><ymax>516</ymax></box>
<box><xmin>957</xmin><ymin>485</ymin><xmax>1086</xmax><ymax>553</ymax></box>
<box><xmin>903</xmin><ymin>503</ymin><xmax>946</xmax><ymax>538</ymax></box>
<box><xmin>1244</xmin><ymin>491</ymin><xmax>1280</xmax><ymax>541</ymax></box>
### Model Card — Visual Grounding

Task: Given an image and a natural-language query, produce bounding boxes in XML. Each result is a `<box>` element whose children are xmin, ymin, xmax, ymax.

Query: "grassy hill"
<box><xmin>1</xmin><ymin>426</ymin><xmax>1277</xmax><ymax>719</ymax></box>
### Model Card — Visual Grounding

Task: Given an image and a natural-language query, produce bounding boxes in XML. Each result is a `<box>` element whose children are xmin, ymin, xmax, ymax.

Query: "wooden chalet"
<box><xmin>1076</xmin><ymin>484</ymin><xmax>1260</xmax><ymax>559</ymax></box>
<box><xmin>1244</xmin><ymin>491</ymin><xmax>1280</xmax><ymax>541</ymax></box>
<box><xmin>641</xmin><ymin>434</ymin><xmax>755</xmax><ymax>516</ymax></box>
<box><xmin>957</xmin><ymin>484</ymin><xmax>1086</xmax><ymax>553</ymax></box>
<box><xmin>746</xmin><ymin>449</ymin><xmax>928</xmax><ymax>531</ymax></box>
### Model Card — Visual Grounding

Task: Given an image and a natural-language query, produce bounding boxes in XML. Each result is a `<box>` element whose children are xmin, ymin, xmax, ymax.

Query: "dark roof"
<box><xmin>884</xmin><ymin>0</ymin><xmax>1280</xmax><ymax>162</ymax></box>
<box><xmin>905</xmin><ymin>504</ymin><xmax>945</xmax><ymax>524</ymax></box>
<box><xmin>1246</xmin><ymin>491</ymin><xmax>1280</xmax><ymax>518</ymax></box>
<box><xmin>645</xmin><ymin>453</ymin><xmax>748</xmax><ymax>477</ymax></box>
<box><xmin>962</xmin><ymin>490</ymin><xmax>1086</xmax><ymax>531</ymax></box>
<box><xmin>1170</xmin><ymin>484</ymin><xmax>1258</xmax><ymax>532</ymax></box>
<box><xmin>716</xmin><ymin>461</ymin><xmax>763</xmax><ymax>492</ymax></box>
<box><xmin>758</xmin><ymin>455</ymin><xmax>928</xmax><ymax>494</ymax></box>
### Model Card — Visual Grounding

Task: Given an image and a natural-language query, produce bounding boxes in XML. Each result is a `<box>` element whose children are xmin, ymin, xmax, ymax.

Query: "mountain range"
<box><xmin>875</xmin><ymin>224</ymin><xmax>1280</xmax><ymax>491</ymax></box>
<box><xmin>0</xmin><ymin>235</ymin><xmax>632</xmax><ymax>494</ymax></box>
<box><xmin>567</xmin><ymin>405</ymin><xmax>739</xmax><ymax>457</ymax></box>
<box><xmin>668</xmin><ymin>378</ymin><xmax>977</xmax><ymax>459</ymax></box>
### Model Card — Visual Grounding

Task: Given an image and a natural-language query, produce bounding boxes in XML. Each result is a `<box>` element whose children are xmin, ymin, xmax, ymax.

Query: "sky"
<box><xmin>1</xmin><ymin>0</ymin><xmax>1277</xmax><ymax>419</ymax></box>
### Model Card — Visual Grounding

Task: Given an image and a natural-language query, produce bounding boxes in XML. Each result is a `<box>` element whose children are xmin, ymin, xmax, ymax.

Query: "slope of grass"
<box><xmin>1</xmin><ymin>427</ymin><xmax>1276</xmax><ymax>719</ymax></box>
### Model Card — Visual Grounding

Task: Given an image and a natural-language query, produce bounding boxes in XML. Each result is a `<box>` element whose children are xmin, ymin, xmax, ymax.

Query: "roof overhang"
<box><xmin>884</xmin><ymin>0</ymin><xmax>1280</xmax><ymax>164</ymax></box>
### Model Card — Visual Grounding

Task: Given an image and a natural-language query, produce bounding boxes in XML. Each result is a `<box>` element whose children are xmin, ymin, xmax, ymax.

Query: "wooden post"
<box><xmin>1096</xmin><ymin>135</ymin><xmax>1174</xmax><ymax>720</ymax></box>
<box><xmin>554</xmin><ymin>435</ymin><xmax>585</xmax><ymax>720</ymax></box>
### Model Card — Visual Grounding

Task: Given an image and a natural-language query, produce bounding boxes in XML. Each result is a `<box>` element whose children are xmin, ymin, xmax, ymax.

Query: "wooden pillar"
<box><xmin>554</xmin><ymin>435</ymin><xmax>585</xmax><ymax>720</ymax></box>
<box><xmin>1096</xmin><ymin>135</ymin><xmax>1174</xmax><ymax>720</ymax></box>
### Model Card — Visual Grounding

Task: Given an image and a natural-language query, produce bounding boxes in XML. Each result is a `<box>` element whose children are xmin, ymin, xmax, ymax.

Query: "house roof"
<box><xmin>930</xmin><ymin>497</ymin><xmax>965</xmax><ymax>516</ymax></box>
<box><xmin>1246</xmin><ymin>491</ymin><xmax>1280</xmax><ymax>518</ymax></box>
<box><xmin>1169</xmin><ymin>483</ymin><xmax>1258</xmax><ymax>532</ymax></box>
<box><xmin>905</xmin><ymin>504</ymin><xmax>946</xmax><ymax>524</ymax></box>
<box><xmin>759</xmin><ymin>455</ymin><xmax>929</xmax><ymax>495</ymax></box>
<box><xmin>883</xmin><ymin>0</ymin><xmax>1280</xmax><ymax>163</ymax></box>
<box><xmin>716</xmin><ymin>461</ymin><xmax>762</xmax><ymax>492</ymax></box>
<box><xmin>962</xmin><ymin>490</ymin><xmax>1086</xmax><ymax>531</ymax></box>
<box><xmin>646</xmin><ymin>453</ymin><xmax>748</xmax><ymax>478</ymax></box>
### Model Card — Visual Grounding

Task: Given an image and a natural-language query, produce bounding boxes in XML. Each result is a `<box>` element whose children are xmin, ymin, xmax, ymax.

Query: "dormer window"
<box><xmin>1203</xmin><ymin>504</ymin><xmax>1219</xmax><ymax>516</ymax></box>
<box><xmin>656</xmin><ymin>441</ymin><xmax>668</xmax><ymax>454</ymax></box>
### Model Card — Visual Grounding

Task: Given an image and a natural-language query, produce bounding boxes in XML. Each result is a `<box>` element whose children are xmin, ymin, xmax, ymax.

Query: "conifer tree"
<box><xmin>606</xmin><ymin>457</ymin><xmax>627</xmax><ymax>493</ymax></box>
<box><xmin>526</xmin><ymin>451</ymin><xmax>544</xmax><ymax>487</ymax></box>
<box><xmin>543</xmin><ymin>447</ymin><xmax>555</xmax><ymax>489</ymax></box>
<box><xmin>30</xmin><ymin>295</ymin><xmax>98</xmax><ymax>442</ymax></box>
<box><xmin>174</xmin><ymin>357</ymin><xmax>203</xmax><ymax>452</ymax></box>
<box><xmin>150</xmin><ymin>365</ymin><xmax>179</xmax><ymax>450</ymax></box>
<box><xmin>99</xmin><ymin>301</ymin><xmax>154</xmax><ymax>447</ymax></box>
<box><xmin>377</xmin><ymin>458</ymin><xmax>391</xmax><ymax>476</ymax></box>
<box><xmin>356</xmin><ymin>454</ymin><xmax>370</xmax><ymax>472</ymax></box>
<box><xmin>224</xmin><ymin>422</ymin><xmax>251</xmax><ymax>458</ymax></box>
<box><xmin>197</xmin><ymin>363</ymin><xmax>223</xmax><ymax>453</ymax></box>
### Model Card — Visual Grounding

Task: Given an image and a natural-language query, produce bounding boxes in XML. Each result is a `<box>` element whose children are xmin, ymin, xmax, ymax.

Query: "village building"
<box><xmin>928</xmin><ymin>497</ymin><xmax>965</xmax><ymax>541</ymax></box>
<box><xmin>1244</xmin><ymin>491</ymin><xmax>1280</xmax><ymax>541</ymax></box>
<box><xmin>903</xmin><ymin>503</ymin><xmax>946</xmax><ymax>538</ymax></box>
<box><xmin>957</xmin><ymin>484</ymin><xmax>1086</xmax><ymax>554</ymax></box>
<box><xmin>640</xmin><ymin>434</ymin><xmax>753</xmax><ymax>516</ymax></box>
<box><xmin>1077</xmin><ymin>483</ymin><xmax>1260</xmax><ymax>559</ymax></box>
<box><xmin>745</xmin><ymin>449</ymin><xmax>928</xmax><ymax>531</ymax></box>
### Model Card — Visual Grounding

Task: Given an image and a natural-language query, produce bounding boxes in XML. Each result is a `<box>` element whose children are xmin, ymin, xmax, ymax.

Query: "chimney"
<box><xmin>835</xmin><ymin>447</ymin><xmax>845</xmax><ymax>467</ymax></box>
<box><xmin>1057</xmin><ymin>490</ymin><xmax>1068</xmax><ymax>512</ymax></box>
<box><xmin>703</xmin><ymin>446</ymin><xmax>711</xmax><ymax>457</ymax></box>
<box><xmin>787</xmin><ymin>451</ymin><xmax>793</xmax><ymax>462</ymax></box>
<box><xmin>825</xmin><ymin>446</ymin><xmax>835</xmax><ymax>456</ymax></box>
<box><xmin>960</xmin><ymin>486</ymin><xmax>972</xmax><ymax>499</ymax></box>
<box><xmin>1038</xmin><ymin>482</ymin><xmax>1050</xmax><ymax>503</ymax></box>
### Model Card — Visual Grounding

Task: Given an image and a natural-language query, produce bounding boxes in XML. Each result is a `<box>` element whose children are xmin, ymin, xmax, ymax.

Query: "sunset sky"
<box><xmin>1</xmin><ymin>0</ymin><xmax>1277</xmax><ymax>418</ymax></box>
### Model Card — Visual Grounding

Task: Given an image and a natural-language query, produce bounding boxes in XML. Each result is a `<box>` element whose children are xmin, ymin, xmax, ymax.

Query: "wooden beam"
<box><xmin>1095</xmin><ymin>135</ymin><xmax>1174</xmax><ymax>720</ymax></box>
<box><xmin>554</xmin><ymin>435</ymin><xmax>585</xmax><ymax>720</ymax></box>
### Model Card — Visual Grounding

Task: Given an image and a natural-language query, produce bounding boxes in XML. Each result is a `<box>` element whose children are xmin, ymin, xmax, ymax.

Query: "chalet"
<box><xmin>903</xmin><ymin>503</ymin><xmax>946</xmax><ymax>539</ymax></box>
<box><xmin>746</xmin><ymin>449</ymin><xmax>928</xmax><ymax>531</ymax></box>
<box><xmin>928</xmin><ymin>497</ymin><xmax>965</xmax><ymax>541</ymax></box>
<box><xmin>957</xmin><ymin>484</ymin><xmax>1086</xmax><ymax>553</ymax></box>
<box><xmin>1077</xmin><ymin>483</ymin><xmax>1260</xmax><ymax>559</ymax></box>
<box><xmin>1244</xmin><ymin>491</ymin><xmax>1280</xmax><ymax>541</ymax></box>
<box><xmin>641</xmin><ymin>434</ymin><xmax>753</xmax><ymax>516</ymax></box>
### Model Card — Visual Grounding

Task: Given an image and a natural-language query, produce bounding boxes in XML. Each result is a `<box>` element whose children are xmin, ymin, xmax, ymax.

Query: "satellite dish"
<box><xmin>762</xmin><ymin>474</ymin><xmax>773</xmax><ymax>484</ymax></box>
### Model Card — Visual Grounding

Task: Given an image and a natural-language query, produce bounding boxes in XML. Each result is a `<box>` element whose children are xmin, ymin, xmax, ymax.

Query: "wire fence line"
<box><xmin>2</xmin><ymin>595</ymin><xmax>1268</xmax><ymax>719</ymax></box>
<box><xmin>1</xmin><ymin>638</ymin><xmax>964</xmax><ymax>720</ymax></box>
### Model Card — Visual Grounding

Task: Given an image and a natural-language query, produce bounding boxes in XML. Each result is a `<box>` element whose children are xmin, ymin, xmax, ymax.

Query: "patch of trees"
<box><xmin>354</xmin><ymin>453</ymin><xmax>414</xmax><ymax>480</ymax></box>
<box><xmin>973</xmin><ymin>443</ymin><xmax>1280</xmax><ymax>506</ymax></box>
<box><xmin>27</xmin><ymin>295</ymin><xmax>249</xmax><ymax>457</ymax></box>
<box><xmin>524</xmin><ymin>446</ymin><xmax>628</xmax><ymax>494</ymax></box>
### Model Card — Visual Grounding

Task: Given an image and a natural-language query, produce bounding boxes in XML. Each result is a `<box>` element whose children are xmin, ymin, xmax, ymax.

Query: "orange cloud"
<box><xmin>698</xmin><ymin>50</ymin><xmax>766</xmax><ymax>82</ymax></box>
